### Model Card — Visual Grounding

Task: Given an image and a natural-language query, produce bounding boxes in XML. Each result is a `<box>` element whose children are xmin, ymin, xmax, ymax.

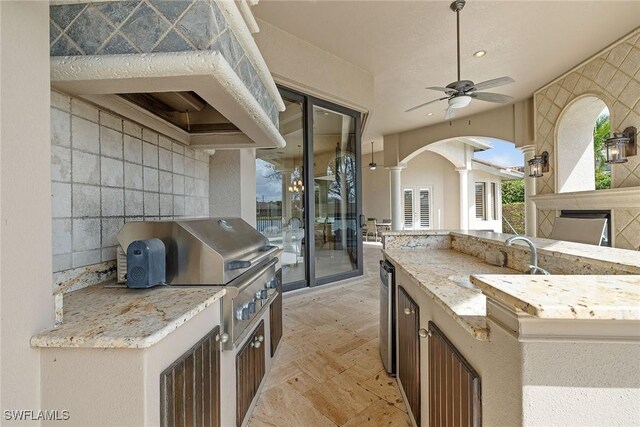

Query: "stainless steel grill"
<box><xmin>118</xmin><ymin>218</ymin><xmax>279</xmax><ymax>285</ymax></box>
<box><xmin>118</xmin><ymin>218</ymin><xmax>282</xmax><ymax>349</ymax></box>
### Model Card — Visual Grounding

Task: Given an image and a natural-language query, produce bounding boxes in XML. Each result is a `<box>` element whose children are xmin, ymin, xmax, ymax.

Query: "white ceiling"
<box><xmin>253</xmin><ymin>0</ymin><xmax>640</xmax><ymax>146</ymax></box>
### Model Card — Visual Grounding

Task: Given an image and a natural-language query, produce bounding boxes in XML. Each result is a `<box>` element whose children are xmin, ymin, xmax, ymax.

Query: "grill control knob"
<box><xmin>260</xmin><ymin>289</ymin><xmax>269</xmax><ymax>300</ymax></box>
<box><xmin>241</xmin><ymin>307</ymin><xmax>250</xmax><ymax>320</ymax></box>
<box><xmin>267</xmin><ymin>278</ymin><xmax>278</xmax><ymax>289</ymax></box>
<box><xmin>248</xmin><ymin>301</ymin><xmax>256</xmax><ymax>314</ymax></box>
<box><xmin>235</xmin><ymin>308</ymin><xmax>244</xmax><ymax>321</ymax></box>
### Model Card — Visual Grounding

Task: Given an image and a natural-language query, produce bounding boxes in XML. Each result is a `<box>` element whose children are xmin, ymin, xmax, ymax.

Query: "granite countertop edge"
<box><xmin>31</xmin><ymin>286</ymin><xmax>226</xmax><ymax>349</ymax></box>
<box><xmin>383</xmin><ymin>249</ymin><xmax>490</xmax><ymax>341</ymax></box>
<box><xmin>470</xmin><ymin>274</ymin><xmax>640</xmax><ymax>320</ymax></box>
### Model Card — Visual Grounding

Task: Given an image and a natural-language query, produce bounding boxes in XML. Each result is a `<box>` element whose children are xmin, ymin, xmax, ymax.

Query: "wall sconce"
<box><xmin>528</xmin><ymin>151</ymin><xmax>549</xmax><ymax>178</ymax></box>
<box><xmin>605</xmin><ymin>126</ymin><xmax>637</xmax><ymax>164</ymax></box>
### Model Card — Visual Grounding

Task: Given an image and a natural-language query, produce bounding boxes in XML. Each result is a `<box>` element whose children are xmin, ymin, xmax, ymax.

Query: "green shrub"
<box><xmin>502</xmin><ymin>203</ymin><xmax>525</xmax><ymax>235</ymax></box>
<box><xmin>502</xmin><ymin>180</ymin><xmax>524</xmax><ymax>204</ymax></box>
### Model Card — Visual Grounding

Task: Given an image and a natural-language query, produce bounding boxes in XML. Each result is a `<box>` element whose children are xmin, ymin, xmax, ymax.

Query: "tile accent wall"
<box><xmin>533</xmin><ymin>29</ymin><xmax>640</xmax><ymax>249</ymax></box>
<box><xmin>49</xmin><ymin>0</ymin><xmax>278</xmax><ymax>126</ymax></box>
<box><xmin>51</xmin><ymin>91</ymin><xmax>210</xmax><ymax>274</ymax></box>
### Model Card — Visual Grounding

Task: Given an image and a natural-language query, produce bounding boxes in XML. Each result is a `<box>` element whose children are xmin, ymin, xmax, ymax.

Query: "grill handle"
<box><xmin>227</xmin><ymin>246</ymin><xmax>282</xmax><ymax>272</ymax></box>
<box><xmin>227</xmin><ymin>260</ymin><xmax>252</xmax><ymax>270</ymax></box>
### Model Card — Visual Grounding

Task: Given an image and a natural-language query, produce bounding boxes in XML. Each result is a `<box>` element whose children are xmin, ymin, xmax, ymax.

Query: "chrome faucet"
<box><xmin>505</xmin><ymin>236</ymin><xmax>550</xmax><ymax>275</ymax></box>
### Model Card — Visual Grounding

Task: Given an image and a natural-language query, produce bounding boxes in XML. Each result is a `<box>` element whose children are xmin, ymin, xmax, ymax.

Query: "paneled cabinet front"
<box><xmin>428</xmin><ymin>321</ymin><xmax>482</xmax><ymax>427</ymax></box>
<box><xmin>236</xmin><ymin>320</ymin><xmax>266</xmax><ymax>427</ymax></box>
<box><xmin>160</xmin><ymin>326</ymin><xmax>221</xmax><ymax>427</ymax></box>
<box><xmin>397</xmin><ymin>286</ymin><xmax>421</xmax><ymax>426</ymax></box>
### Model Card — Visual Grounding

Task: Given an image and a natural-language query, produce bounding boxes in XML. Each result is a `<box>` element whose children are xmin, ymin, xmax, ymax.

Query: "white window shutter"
<box><xmin>475</xmin><ymin>183</ymin><xmax>486</xmax><ymax>220</ymax></box>
<box><xmin>403</xmin><ymin>189</ymin><xmax>413</xmax><ymax>229</ymax></box>
<box><xmin>419</xmin><ymin>188</ymin><xmax>431</xmax><ymax>229</ymax></box>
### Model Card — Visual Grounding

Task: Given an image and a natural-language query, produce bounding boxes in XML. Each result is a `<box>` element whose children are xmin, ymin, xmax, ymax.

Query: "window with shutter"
<box><xmin>404</xmin><ymin>189</ymin><xmax>414</xmax><ymax>229</ymax></box>
<box><xmin>475</xmin><ymin>182</ymin><xmax>486</xmax><ymax>220</ymax></box>
<box><xmin>419</xmin><ymin>188</ymin><xmax>431</xmax><ymax>229</ymax></box>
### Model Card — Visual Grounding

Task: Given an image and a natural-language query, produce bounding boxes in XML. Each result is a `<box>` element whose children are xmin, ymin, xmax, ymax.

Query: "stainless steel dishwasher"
<box><xmin>379</xmin><ymin>259</ymin><xmax>396</xmax><ymax>376</ymax></box>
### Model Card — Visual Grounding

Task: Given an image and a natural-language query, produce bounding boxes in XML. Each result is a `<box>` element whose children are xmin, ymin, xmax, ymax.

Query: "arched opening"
<box><xmin>556</xmin><ymin>96</ymin><xmax>611</xmax><ymax>193</ymax></box>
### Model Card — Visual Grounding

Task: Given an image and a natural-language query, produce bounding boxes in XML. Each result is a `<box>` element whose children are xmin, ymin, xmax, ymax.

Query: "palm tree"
<box><xmin>593</xmin><ymin>112</ymin><xmax>611</xmax><ymax>190</ymax></box>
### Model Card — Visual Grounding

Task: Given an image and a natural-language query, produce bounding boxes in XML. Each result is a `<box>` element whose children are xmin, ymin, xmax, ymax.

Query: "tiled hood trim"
<box><xmin>50</xmin><ymin>0</ymin><xmax>280</xmax><ymax>125</ymax></box>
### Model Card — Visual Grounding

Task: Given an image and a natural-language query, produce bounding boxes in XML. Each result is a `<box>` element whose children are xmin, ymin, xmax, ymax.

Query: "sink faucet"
<box><xmin>505</xmin><ymin>236</ymin><xmax>550</xmax><ymax>275</ymax></box>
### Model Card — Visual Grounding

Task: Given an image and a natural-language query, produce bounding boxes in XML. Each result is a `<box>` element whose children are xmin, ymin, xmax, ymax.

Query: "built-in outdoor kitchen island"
<box><xmin>382</xmin><ymin>230</ymin><xmax>640</xmax><ymax>427</ymax></box>
<box><xmin>32</xmin><ymin>218</ymin><xmax>284</xmax><ymax>427</ymax></box>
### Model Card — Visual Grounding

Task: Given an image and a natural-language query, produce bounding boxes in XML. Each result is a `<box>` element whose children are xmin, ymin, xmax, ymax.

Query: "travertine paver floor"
<box><xmin>249</xmin><ymin>244</ymin><xmax>412</xmax><ymax>427</ymax></box>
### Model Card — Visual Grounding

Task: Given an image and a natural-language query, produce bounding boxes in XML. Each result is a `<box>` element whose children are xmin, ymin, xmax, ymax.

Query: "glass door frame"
<box><xmin>278</xmin><ymin>86</ymin><xmax>363</xmax><ymax>291</ymax></box>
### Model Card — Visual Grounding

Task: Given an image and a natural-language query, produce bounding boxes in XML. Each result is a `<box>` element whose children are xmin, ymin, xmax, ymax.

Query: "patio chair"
<box><xmin>365</xmin><ymin>219</ymin><xmax>378</xmax><ymax>242</ymax></box>
<box><xmin>283</xmin><ymin>217</ymin><xmax>303</xmax><ymax>264</ymax></box>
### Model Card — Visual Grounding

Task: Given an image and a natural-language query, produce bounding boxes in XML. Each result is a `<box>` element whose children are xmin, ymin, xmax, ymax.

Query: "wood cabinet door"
<box><xmin>428</xmin><ymin>321</ymin><xmax>481</xmax><ymax>427</ymax></box>
<box><xmin>270</xmin><ymin>270</ymin><xmax>283</xmax><ymax>357</ymax></box>
<box><xmin>236</xmin><ymin>321</ymin><xmax>266</xmax><ymax>427</ymax></box>
<box><xmin>397</xmin><ymin>286</ymin><xmax>421</xmax><ymax>426</ymax></box>
<box><xmin>160</xmin><ymin>325</ymin><xmax>221</xmax><ymax>427</ymax></box>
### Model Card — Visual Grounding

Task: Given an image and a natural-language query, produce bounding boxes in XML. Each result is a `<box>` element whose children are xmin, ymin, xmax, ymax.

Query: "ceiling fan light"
<box><xmin>449</xmin><ymin>95</ymin><xmax>472</xmax><ymax>109</ymax></box>
<box><xmin>369</xmin><ymin>162</ymin><xmax>377</xmax><ymax>170</ymax></box>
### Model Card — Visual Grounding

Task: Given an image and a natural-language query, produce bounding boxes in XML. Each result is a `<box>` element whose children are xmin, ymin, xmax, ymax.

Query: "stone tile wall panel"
<box><xmin>534</xmin><ymin>29</ymin><xmax>640</xmax><ymax>249</ymax></box>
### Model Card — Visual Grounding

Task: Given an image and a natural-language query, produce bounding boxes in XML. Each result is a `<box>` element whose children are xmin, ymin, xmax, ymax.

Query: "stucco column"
<box><xmin>456</xmin><ymin>168</ymin><xmax>469</xmax><ymax>230</ymax></box>
<box><xmin>520</xmin><ymin>145</ymin><xmax>537</xmax><ymax>237</ymax></box>
<box><xmin>389</xmin><ymin>166</ymin><xmax>404</xmax><ymax>231</ymax></box>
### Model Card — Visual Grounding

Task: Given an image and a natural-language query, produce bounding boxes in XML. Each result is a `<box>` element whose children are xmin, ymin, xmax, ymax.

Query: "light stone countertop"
<box><xmin>382</xmin><ymin>230</ymin><xmax>640</xmax><ymax>273</ymax></box>
<box><xmin>471</xmin><ymin>274</ymin><xmax>640</xmax><ymax>320</ymax></box>
<box><xmin>383</xmin><ymin>249</ymin><xmax>520</xmax><ymax>340</ymax></box>
<box><xmin>31</xmin><ymin>282</ymin><xmax>226</xmax><ymax>349</ymax></box>
<box><xmin>382</xmin><ymin>230</ymin><xmax>451</xmax><ymax>236</ymax></box>
<box><xmin>451</xmin><ymin>230</ymin><xmax>640</xmax><ymax>273</ymax></box>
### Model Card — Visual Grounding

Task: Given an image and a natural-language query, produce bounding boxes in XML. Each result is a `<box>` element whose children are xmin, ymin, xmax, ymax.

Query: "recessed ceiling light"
<box><xmin>427</xmin><ymin>112</ymin><xmax>433</xmax><ymax>116</ymax></box>
<box><xmin>473</xmin><ymin>50</ymin><xmax>487</xmax><ymax>57</ymax></box>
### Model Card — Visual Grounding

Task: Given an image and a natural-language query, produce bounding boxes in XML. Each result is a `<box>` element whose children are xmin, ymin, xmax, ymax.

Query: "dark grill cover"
<box><xmin>126</xmin><ymin>238</ymin><xmax>166</xmax><ymax>288</ymax></box>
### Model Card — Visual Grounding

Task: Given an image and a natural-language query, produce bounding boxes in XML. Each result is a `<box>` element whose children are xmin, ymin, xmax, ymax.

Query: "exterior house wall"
<box><xmin>534</xmin><ymin>28</ymin><xmax>640</xmax><ymax>249</ymax></box>
<box><xmin>0</xmin><ymin>0</ymin><xmax>54</xmax><ymax>417</ymax></box>
<box><xmin>469</xmin><ymin>169</ymin><xmax>503</xmax><ymax>233</ymax></box>
<box><xmin>402</xmin><ymin>151</ymin><xmax>461</xmax><ymax>230</ymax></box>
<box><xmin>362</xmin><ymin>149</ymin><xmax>506</xmax><ymax>232</ymax></box>
<box><xmin>254</xmin><ymin>18</ymin><xmax>374</xmax><ymax>114</ymax></box>
<box><xmin>51</xmin><ymin>92</ymin><xmax>210</xmax><ymax>289</ymax></box>
<box><xmin>362</xmin><ymin>151</ymin><xmax>390</xmax><ymax>221</ymax></box>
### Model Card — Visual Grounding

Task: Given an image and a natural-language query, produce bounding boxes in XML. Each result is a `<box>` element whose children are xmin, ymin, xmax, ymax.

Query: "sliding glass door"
<box><xmin>312</xmin><ymin>105</ymin><xmax>360</xmax><ymax>284</ymax></box>
<box><xmin>255</xmin><ymin>88</ymin><xmax>362</xmax><ymax>291</ymax></box>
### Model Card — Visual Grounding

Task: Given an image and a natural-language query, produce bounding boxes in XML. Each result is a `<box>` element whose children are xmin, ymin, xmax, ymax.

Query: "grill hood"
<box><xmin>118</xmin><ymin>218</ymin><xmax>279</xmax><ymax>285</ymax></box>
<box><xmin>49</xmin><ymin>0</ymin><xmax>285</xmax><ymax>150</ymax></box>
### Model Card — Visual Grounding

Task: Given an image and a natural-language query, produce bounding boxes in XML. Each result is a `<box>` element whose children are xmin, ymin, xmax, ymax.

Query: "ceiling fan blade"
<box><xmin>405</xmin><ymin>96</ymin><xmax>449</xmax><ymax>113</ymax></box>
<box><xmin>445</xmin><ymin>106</ymin><xmax>456</xmax><ymax>120</ymax></box>
<box><xmin>471</xmin><ymin>76</ymin><xmax>515</xmax><ymax>92</ymax></box>
<box><xmin>472</xmin><ymin>92</ymin><xmax>514</xmax><ymax>104</ymax></box>
<box><xmin>426</xmin><ymin>86</ymin><xmax>457</xmax><ymax>94</ymax></box>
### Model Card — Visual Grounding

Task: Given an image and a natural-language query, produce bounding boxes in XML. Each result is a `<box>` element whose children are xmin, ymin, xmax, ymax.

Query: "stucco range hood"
<box><xmin>49</xmin><ymin>0</ymin><xmax>285</xmax><ymax>149</ymax></box>
<box><xmin>52</xmin><ymin>51</ymin><xmax>284</xmax><ymax>149</ymax></box>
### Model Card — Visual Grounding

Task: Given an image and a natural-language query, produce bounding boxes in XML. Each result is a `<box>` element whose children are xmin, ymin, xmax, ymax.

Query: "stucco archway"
<box><xmin>555</xmin><ymin>95</ymin><xmax>610</xmax><ymax>193</ymax></box>
<box><xmin>400</xmin><ymin>136</ymin><xmax>502</xmax><ymax>167</ymax></box>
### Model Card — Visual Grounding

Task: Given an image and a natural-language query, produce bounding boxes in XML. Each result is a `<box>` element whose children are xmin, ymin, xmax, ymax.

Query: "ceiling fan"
<box><xmin>405</xmin><ymin>0</ymin><xmax>515</xmax><ymax>119</ymax></box>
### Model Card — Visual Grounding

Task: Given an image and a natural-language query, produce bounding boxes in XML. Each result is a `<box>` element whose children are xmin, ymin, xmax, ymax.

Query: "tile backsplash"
<box><xmin>51</xmin><ymin>90</ymin><xmax>210</xmax><ymax>274</ymax></box>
